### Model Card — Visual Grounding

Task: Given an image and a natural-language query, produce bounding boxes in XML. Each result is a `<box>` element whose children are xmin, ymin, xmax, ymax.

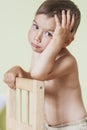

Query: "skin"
<box><xmin>4</xmin><ymin>10</ymin><xmax>87</xmax><ymax>126</ymax></box>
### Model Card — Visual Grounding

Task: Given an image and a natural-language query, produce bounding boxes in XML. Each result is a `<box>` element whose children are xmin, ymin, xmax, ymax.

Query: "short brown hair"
<box><xmin>35</xmin><ymin>0</ymin><xmax>81</xmax><ymax>33</ymax></box>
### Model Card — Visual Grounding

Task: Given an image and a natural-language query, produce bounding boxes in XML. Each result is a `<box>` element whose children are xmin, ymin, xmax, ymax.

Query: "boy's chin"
<box><xmin>32</xmin><ymin>48</ymin><xmax>43</xmax><ymax>53</ymax></box>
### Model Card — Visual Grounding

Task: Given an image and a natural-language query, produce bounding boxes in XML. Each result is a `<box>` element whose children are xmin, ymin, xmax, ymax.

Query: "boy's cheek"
<box><xmin>42</xmin><ymin>37</ymin><xmax>51</xmax><ymax>47</ymax></box>
<box><xmin>43</xmin><ymin>43</ymin><xmax>50</xmax><ymax>50</ymax></box>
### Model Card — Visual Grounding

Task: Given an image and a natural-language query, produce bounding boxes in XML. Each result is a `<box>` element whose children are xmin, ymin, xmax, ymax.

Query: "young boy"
<box><xmin>4</xmin><ymin>0</ymin><xmax>87</xmax><ymax>129</ymax></box>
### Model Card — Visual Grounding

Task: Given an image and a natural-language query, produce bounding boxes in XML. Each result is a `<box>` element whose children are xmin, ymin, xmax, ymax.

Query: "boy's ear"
<box><xmin>65</xmin><ymin>36</ymin><xmax>74</xmax><ymax>47</ymax></box>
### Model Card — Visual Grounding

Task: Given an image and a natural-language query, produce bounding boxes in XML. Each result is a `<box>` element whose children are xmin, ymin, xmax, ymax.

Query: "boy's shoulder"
<box><xmin>57</xmin><ymin>48</ymin><xmax>76</xmax><ymax>63</ymax></box>
<box><xmin>59</xmin><ymin>48</ymin><xmax>77</xmax><ymax>65</ymax></box>
<box><xmin>55</xmin><ymin>49</ymin><xmax>77</xmax><ymax>76</ymax></box>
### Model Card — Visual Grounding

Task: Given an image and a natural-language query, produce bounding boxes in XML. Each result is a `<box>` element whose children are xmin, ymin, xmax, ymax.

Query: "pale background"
<box><xmin>0</xmin><ymin>0</ymin><xmax>87</xmax><ymax>116</ymax></box>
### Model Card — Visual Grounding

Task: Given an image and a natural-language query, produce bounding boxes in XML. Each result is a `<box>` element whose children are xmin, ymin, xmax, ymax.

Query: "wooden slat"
<box><xmin>32</xmin><ymin>80</ymin><xmax>44</xmax><ymax>130</ymax></box>
<box><xmin>6</xmin><ymin>88</ymin><xmax>16</xmax><ymax>130</ymax></box>
<box><xmin>8</xmin><ymin>118</ymin><xmax>33</xmax><ymax>130</ymax></box>
<box><xmin>19</xmin><ymin>89</ymin><xmax>22</xmax><ymax>121</ymax></box>
<box><xmin>16</xmin><ymin>78</ymin><xmax>33</xmax><ymax>91</ymax></box>
<box><xmin>26</xmin><ymin>91</ymin><xmax>29</xmax><ymax>124</ymax></box>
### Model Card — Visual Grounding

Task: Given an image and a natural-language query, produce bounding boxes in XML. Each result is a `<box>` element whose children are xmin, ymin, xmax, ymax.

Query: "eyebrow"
<box><xmin>33</xmin><ymin>19</ymin><xmax>55</xmax><ymax>32</ymax></box>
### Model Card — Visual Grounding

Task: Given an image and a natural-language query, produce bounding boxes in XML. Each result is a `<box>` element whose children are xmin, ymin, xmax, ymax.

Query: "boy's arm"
<box><xmin>3</xmin><ymin>66</ymin><xmax>32</xmax><ymax>89</ymax></box>
<box><xmin>31</xmin><ymin>10</ymin><xmax>75</xmax><ymax>80</ymax></box>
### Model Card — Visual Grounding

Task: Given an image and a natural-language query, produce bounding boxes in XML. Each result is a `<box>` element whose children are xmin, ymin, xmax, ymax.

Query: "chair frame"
<box><xmin>6</xmin><ymin>78</ymin><xmax>44</xmax><ymax>130</ymax></box>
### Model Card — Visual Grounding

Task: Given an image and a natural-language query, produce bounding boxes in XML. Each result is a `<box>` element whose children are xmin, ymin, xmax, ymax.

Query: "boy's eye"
<box><xmin>45</xmin><ymin>32</ymin><xmax>52</xmax><ymax>37</ymax></box>
<box><xmin>32</xmin><ymin>24</ymin><xmax>39</xmax><ymax>30</ymax></box>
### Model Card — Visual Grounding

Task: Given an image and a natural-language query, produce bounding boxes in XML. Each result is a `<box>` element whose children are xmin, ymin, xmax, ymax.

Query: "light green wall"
<box><xmin>0</xmin><ymin>0</ymin><xmax>87</xmax><ymax>129</ymax></box>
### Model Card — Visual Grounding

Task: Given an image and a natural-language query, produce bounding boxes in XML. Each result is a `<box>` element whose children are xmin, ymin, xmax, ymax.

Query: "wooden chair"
<box><xmin>6</xmin><ymin>78</ymin><xmax>44</xmax><ymax>130</ymax></box>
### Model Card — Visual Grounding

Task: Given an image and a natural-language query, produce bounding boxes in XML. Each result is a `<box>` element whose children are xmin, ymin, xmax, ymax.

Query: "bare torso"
<box><xmin>31</xmin><ymin>49</ymin><xmax>87</xmax><ymax>126</ymax></box>
<box><xmin>44</xmin><ymin>70</ymin><xmax>87</xmax><ymax>126</ymax></box>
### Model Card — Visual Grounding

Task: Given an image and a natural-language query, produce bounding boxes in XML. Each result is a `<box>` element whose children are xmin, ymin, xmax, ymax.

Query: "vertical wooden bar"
<box><xmin>32</xmin><ymin>80</ymin><xmax>44</xmax><ymax>130</ymax></box>
<box><xmin>6</xmin><ymin>88</ymin><xmax>16</xmax><ymax>130</ymax></box>
<box><xmin>19</xmin><ymin>89</ymin><xmax>22</xmax><ymax>121</ymax></box>
<box><xmin>26</xmin><ymin>91</ymin><xmax>29</xmax><ymax>124</ymax></box>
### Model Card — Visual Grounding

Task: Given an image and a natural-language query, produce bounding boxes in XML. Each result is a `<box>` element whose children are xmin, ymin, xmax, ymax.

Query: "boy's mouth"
<box><xmin>31</xmin><ymin>43</ymin><xmax>41</xmax><ymax>48</ymax></box>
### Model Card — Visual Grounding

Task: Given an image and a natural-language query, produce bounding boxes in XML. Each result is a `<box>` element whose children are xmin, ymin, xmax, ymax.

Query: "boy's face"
<box><xmin>28</xmin><ymin>14</ymin><xmax>56</xmax><ymax>53</ymax></box>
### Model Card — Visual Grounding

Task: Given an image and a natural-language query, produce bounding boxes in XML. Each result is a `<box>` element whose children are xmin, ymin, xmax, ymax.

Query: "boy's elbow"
<box><xmin>31</xmin><ymin>70</ymin><xmax>47</xmax><ymax>81</ymax></box>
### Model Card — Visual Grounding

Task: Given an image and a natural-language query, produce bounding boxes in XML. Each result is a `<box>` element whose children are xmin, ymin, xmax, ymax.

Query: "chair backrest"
<box><xmin>6</xmin><ymin>78</ymin><xmax>44</xmax><ymax>130</ymax></box>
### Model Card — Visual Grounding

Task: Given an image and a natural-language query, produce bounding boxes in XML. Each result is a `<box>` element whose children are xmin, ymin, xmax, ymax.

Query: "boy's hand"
<box><xmin>53</xmin><ymin>10</ymin><xmax>74</xmax><ymax>47</ymax></box>
<box><xmin>3</xmin><ymin>66</ymin><xmax>25</xmax><ymax>89</ymax></box>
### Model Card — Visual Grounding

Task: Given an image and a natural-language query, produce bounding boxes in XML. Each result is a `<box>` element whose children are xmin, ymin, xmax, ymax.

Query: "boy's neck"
<box><xmin>32</xmin><ymin>51</ymin><xmax>41</xmax><ymax>60</ymax></box>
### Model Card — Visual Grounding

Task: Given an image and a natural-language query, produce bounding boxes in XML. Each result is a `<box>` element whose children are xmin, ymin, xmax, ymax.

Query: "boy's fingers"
<box><xmin>6</xmin><ymin>80</ymin><xmax>15</xmax><ymax>89</ymax></box>
<box><xmin>8</xmin><ymin>83</ymin><xmax>15</xmax><ymax>89</ymax></box>
<box><xmin>3</xmin><ymin>73</ymin><xmax>16</xmax><ymax>88</ymax></box>
<box><xmin>3</xmin><ymin>74</ymin><xmax>9</xmax><ymax>83</ymax></box>
<box><xmin>54</xmin><ymin>14</ymin><xmax>60</xmax><ymax>26</ymax></box>
<box><xmin>70</xmin><ymin>14</ymin><xmax>75</xmax><ymax>32</ymax></box>
<box><xmin>67</xmin><ymin>10</ymin><xmax>71</xmax><ymax>25</ymax></box>
<box><xmin>62</xmin><ymin>10</ymin><xmax>66</xmax><ymax>27</ymax></box>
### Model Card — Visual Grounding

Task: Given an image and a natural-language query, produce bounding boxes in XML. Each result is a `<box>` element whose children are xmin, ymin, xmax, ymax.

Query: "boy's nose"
<box><xmin>34</xmin><ymin>31</ymin><xmax>42</xmax><ymax>43</ymax></box>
